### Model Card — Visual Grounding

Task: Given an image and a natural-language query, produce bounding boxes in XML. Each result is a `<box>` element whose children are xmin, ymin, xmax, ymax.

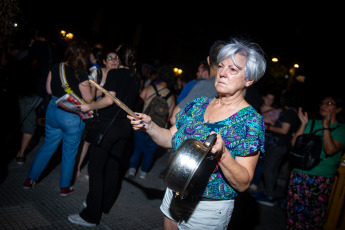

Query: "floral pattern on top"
<box><xmin>172</xmin><ymin>97</ymin><xmax>265</xmax><ymax>200</ymax></box>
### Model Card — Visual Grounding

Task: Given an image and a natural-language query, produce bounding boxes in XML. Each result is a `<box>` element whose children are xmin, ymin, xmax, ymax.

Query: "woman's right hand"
<box><xmin>297</xmin><ymin>107</ymin><xmax>308</xmax><ymax>125</ymax></box>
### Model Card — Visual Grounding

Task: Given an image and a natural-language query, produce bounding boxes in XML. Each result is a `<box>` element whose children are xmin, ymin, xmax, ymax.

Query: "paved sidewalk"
<box><xmin>1</xmin><ymin>137</ymin><xmax>286</xmax><ymax>229</ymax></box>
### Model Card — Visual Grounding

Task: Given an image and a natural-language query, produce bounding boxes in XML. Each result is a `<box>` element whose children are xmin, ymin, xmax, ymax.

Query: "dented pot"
<box><xmin>164</xmin><ymin>134</ymin><xmax>218</xmax><ymax>199</ymax></box>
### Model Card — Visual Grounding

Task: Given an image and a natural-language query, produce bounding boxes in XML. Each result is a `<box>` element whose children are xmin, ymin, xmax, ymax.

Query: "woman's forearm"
<box><xmin>219</xmin><ymin>151</ymin><xmax>259</xmax><ymax>192</ymax></box>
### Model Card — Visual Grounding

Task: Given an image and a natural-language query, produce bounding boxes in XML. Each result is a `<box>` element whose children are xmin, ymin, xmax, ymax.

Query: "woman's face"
<box><xmin>319</xmin><ymin>97</ymin><xmax>337</xmax><ymax>117</ymax></box>
<box><xmin>215</xmin><ymin>53</ymin><xmax>249</xmax><ymax>96</ymax></box>
<box><xmin>104</xmin><ymin>52</ymin><xmax>119</xmax><ymax>70</ymax></box>
<box><xmin>263</xmin><ymin>94</ymin><xmax>275</xmax><ymax>106</ymax></box>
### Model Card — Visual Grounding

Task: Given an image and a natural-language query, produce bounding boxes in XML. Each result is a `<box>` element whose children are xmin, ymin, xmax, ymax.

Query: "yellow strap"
<box><xmin>59</xmin><ymin>63</ymin><xmax>86</xmax><ymax>103</ymax></box>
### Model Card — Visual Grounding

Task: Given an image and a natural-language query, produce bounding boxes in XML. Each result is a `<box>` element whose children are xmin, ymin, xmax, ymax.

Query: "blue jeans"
<box><xmin>28</xmin><ymin>97</ymin><xmax>85</xmax><ymax>188</ymax></box>
<box><xmin>129</xmin><ymin>130</ymin><xmax>158</xmax><ymax>172</ymax></box>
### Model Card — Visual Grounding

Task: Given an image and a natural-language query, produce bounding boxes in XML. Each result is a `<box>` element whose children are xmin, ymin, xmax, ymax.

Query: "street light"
<box><xmin>174</xmin><ymin>67</ymin><xmax>182</xmax><ymax>76</ymax></box>
<box><xmin>60</xmin><ymin>30</ymin><xmax>74</xmax><ymax>40</ymax></box>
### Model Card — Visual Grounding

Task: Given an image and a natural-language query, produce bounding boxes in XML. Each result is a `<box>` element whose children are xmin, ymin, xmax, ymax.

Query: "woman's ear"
<box><xmin>245</xmin><ymin>79</ymin><xmax>254</xmax><ymax>87</ymax></box>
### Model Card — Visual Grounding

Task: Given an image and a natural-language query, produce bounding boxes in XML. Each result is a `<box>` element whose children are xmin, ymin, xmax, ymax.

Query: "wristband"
<box><xmin>323</xmin><ymin>127</ymin><xmax>331</xmax><ymax>130</ymax></box>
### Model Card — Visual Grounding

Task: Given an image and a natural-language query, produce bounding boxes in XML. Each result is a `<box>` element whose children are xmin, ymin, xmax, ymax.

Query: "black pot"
<box><xmin>164</xmin><ymin>134</ymin><xmax>218</xmax><ymax>199</ymax></box>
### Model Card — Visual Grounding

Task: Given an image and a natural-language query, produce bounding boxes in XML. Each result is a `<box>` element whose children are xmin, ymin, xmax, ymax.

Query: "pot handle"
<box><xmin>204</xmin><ymin>133</ymin><xmax>217</xmax><ymax>148</ymax></box>
<box><xmin>204</xmin><ymin>134</ymin><xmax>217</xmax><ymax>160</ymax></box>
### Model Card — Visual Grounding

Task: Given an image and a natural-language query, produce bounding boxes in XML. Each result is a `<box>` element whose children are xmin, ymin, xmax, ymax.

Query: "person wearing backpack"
<box><xmin>128</xmin><ymin>65</ymin><xmax>175</xmax><ymax>179</ymax></box>
<box><xmin>286</xmin><ymin>94</ymin><xmax>345</xmax><ymax>230</ymax></box>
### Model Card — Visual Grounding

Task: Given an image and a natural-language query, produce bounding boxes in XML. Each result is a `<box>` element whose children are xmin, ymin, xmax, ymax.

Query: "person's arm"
<box><xmin>127</xmin><ymin>112</ymin><xmax>176</xmax><ymax>149</ymax></box>
<box><xmin>167</xmin><ymin>95</ymin><xmax>176</xmax><ymax>123</ymax></box>
<box><xmin>170</xmin><ymin>105</ymin><xmax>180</xmax><ymax>126</ymax></box>
<box><xmin>322</xmin><ymin>110</ymin><xmax>344</xmax><ymax>156</ymax></box>
<box><xmin>79</xmin><ymin>80</ymin><xmax>94</xmax><ymax>103</ymax></box>
<box><xmin>46</xmin><ymin>71</ymin><xmax>52</xmax><ymax>95</ymax></box>
<box><xmin>78</xmin><ymin>90</ymin><xmax>115</xmax><ymax>111</ymax></box>
<box><xmin>209</xmin><ymin>133</ymin><xmax>259</xmax><ymax>192</ymax></box>
<box><xmin>291</xmin><ymin>107</ymin><xmax>308</xmax><ymax>146</ymax></box>
<box><xmin>323</xmin><ymin>129</ymin><xmax>344</xmax><ymax>156</ymax></box>
<box><xmin>267</xmin><ymin>122</ymin><xmax>291</xmax><ymax>135</ymax></box>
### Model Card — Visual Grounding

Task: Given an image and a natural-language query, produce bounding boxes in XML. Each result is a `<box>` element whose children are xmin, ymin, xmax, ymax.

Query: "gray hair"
<box><xmin>217</xmin><ymin>38</ymin><xmax>266</xmax><ymax>82</ymax></box>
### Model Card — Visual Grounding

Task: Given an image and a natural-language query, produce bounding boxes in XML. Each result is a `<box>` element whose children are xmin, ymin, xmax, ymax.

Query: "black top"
<box><xmin>98</xmin><ymin>68</ymin><xmax>140</xmax><ymax>119</ymax></box>
<box><xmin>50</xmin><ymin>63</ymin><xmax>89</xmax><ymax>98</ymax></box>
<box><xmin>273</xmin><ymin>108</ymin><xmax>300</xmax><ymax>146</ymax></box>
<box><xmin>29</xmin><ymin>40</ymin><xmax>58</xmax><ymax>97</ymax></box>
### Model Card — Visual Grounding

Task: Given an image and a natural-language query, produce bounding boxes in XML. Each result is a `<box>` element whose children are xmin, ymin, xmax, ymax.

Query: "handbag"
<box><xmin>84</xmin><ymin>109</ymin><xmax>120</xmax><ymax>145</ymax></box>
<box><xmin>55</xmin><ymin>63</ymin><xmax>93</xmax><ymax>120</ymax></box>
<box><xmin>289</xmin><ymin>120</ymin><xmax>340</xmax><ymax>170</ymax></box>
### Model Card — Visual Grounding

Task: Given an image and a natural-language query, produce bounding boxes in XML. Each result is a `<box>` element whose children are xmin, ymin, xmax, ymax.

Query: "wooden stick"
<box><xmin>89</xmin><ymin>80</ymin><xmax>138</xmax><ymax>119</ymax></box>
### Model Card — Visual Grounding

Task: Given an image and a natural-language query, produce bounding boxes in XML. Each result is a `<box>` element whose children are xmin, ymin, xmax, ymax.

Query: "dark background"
<box><xmin>13</xmin><ymin>1</ymin><xmax>343</xmax><ymax>114</ymax></box>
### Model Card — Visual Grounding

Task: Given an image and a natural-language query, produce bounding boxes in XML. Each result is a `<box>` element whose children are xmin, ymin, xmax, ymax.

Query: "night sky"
<box><xmin>16</xmin><ymin>1</ymin><xmax>342</xmax><ymax>105</ymax></box>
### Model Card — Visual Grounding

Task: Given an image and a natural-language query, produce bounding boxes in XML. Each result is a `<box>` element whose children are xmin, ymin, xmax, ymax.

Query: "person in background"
<box><xmin>127</xmin><ymin>38</ymin><xmax>266</xmax><ymax>230</ymax></box>
<box><xmin>286</xmin><ymin>94</ymin><xmax>345</xmax><ymax>229</ymax></box>
<box><xmin>143</xmin><ymin>68</ymin><xmax>158</xmax><ymax>89</ymax></box>
<box><xmin>254</xmin><ymin>90</ymin><xmax>300</xmax><ymax>206</ymax></box>
<box><xmin>76</xmin><ymin>49</ymin><xmax>120</xmax><ymax>179</ymax></box>
<box><xmin>68</xmin><ymin>44</ymin><xmax>140</xmax><ymax>227</ymax></box>
<box><xmin>127</xmin><ymin>65</ymin><xmax>175</xmax><ymax>179</ymax></box>
<box><xmin>15</xmin><ymin>26</ymin><xmax>58</xmax><ymax>164</ymax></box>
<box><xmin>250</xmin><ymin>90</ymin><xmax>280</xmax><ymax>192</ymax></box>
<box><xmin>170</xmin><ymin>40</ymin><xmax>227</xmax><ymax>126</ymax></box>
<box><xmin>176</xmin><ymin>60</ymin><xmax>210</xmax><ymax>104</ymax></box>
<box><xmin>88</xmin><ymin>47</ymin><xmax>104</xmax><ymax>70</ymax></box>
<box><xmin>22</xmin><ymin>40</ymin><xmax>93</xmax><ymax>196</ymax></box>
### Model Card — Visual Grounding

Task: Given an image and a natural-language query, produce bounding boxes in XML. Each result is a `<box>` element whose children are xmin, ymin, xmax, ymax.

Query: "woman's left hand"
<box><xmin>209</xmin><ymin>132</ymin><xmax>227</xmax><ymax>162</ymax></box>
<box><xmin>127</xmin><ymin>113</ymin><xmax>153</xmax><ymax>131</ymax></box>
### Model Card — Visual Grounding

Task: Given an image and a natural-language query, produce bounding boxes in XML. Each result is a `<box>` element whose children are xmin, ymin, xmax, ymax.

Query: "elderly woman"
<box><xmin>128</xmin><ymin>38</ymin><xmax>266</xmax><ymax>230</ymax></box>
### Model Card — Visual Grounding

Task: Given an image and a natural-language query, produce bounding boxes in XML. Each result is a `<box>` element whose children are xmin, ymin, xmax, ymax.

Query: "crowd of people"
<box><xmin>2</xmin><ymin>25</ymin><xmax>345</xmax><ymax>229</ymax></box>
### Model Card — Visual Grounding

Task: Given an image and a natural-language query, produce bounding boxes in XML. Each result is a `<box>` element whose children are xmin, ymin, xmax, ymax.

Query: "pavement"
<box><xmin>1</xmin><ymin>134</ymin><xmax>288</xmax><ymax>230</ymax></box>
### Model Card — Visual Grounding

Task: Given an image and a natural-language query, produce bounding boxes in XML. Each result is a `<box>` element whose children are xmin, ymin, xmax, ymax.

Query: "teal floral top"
<box><xmin>172</xmin><ymin>97</ymin><xmax>265</xmax><ymax>200</ymax></box>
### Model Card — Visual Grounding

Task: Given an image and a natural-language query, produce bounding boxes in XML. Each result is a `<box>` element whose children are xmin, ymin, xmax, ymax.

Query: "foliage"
<box><xmin>0</xmin><ymin>0</ymin><xmax>20</xmax><ymax>37</ymax></box>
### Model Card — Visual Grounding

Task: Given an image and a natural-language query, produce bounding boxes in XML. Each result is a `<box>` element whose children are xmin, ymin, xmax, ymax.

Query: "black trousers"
<box><xmin>80</xmin><ymin>118</ymin><xmax>131</xmax><ymax>224</ymax></box>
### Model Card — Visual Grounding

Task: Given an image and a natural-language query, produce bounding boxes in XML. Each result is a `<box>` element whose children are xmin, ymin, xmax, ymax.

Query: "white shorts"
<box><xmin>160</xmin><ymin>188</ymin><xmax>235</xmax><ymax>230</ymax></box>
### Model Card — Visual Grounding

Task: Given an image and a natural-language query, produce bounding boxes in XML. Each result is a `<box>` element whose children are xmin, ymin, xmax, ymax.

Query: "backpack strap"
<box><xmin>308</xmin><ymin>119</ymin><xmax>316</xmax><ymax>134</ymax></box>
<box><xmin>164</xmin><ymin>91</ymin><xmax>173</xmax><ymax>100</ymax></box>
<box><xmin>151</xmin><ymin>82</ymin><xmax>172</xmax><ymax>101</ymax></box>
<box><xmin>151</xmin><ymin>82</ymin><xmax>159</xmax><ymax>96</ymax></box>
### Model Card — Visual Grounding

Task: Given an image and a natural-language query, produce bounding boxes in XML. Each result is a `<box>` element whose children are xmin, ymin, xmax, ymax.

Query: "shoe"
<box><xmin>128</xmin><ymin>168</ymin><xmax>136</xmax><ymax>177</ymax></box>
<box><xmin>138</xmin><ymin>170</ymin><xmax>147</xmax><ymax>179</ymax></box>
<box><xmin>68</xmin><ymin>214</ymin><xmax>96</xmax><ymax>227</ymax></box>
<box><xmin>23</xmin><ymin>178</ymin><xmax>35</xmax><ymax>189</ymax></box>
<box><xmin>83</xmin><ymin>201</ymin><xmax>87</xmax><ymax>208</ymax></box>
<box><xmin>60</xmin><ymin>187</ymin><xmax>74</xmax><ymax>197</ymax></box>
<box><xmin>255</xmin><ymin>192</ymin><xmax>275</xmax><ymax>207</ymax></box>
<box><xmin>16</xmin><ymin>157</ymin><xmax>25</xmax><ymax>164</ymax></box>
